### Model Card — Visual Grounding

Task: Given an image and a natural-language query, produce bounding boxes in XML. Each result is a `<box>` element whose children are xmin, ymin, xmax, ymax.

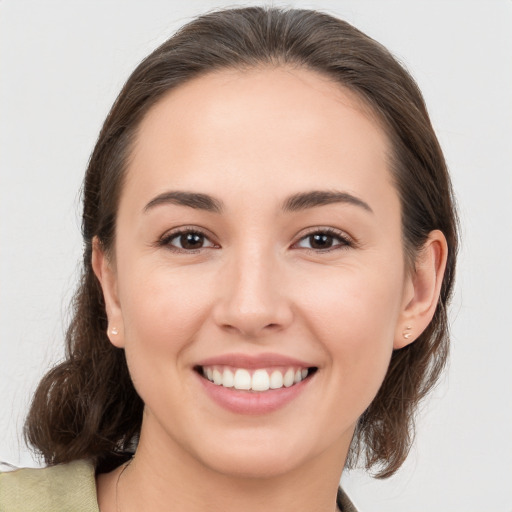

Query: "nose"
<box><xmin>212</xmin><ymin>245</ymin><xmax>293</xmax><ymax>339</ymax></box>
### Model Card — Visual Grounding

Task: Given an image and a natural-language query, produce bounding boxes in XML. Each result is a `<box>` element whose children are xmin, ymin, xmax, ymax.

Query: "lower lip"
<box><xmin>196</xmin><ymin>372</ymin><xmax>312</xmax><ymax>415</ymax></box>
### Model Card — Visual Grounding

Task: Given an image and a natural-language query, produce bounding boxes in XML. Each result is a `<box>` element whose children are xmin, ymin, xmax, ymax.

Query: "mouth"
<box><xmin>195</xmin><ymin>365</ymin><xmax>318</xmax><ymax>392</ymax></box>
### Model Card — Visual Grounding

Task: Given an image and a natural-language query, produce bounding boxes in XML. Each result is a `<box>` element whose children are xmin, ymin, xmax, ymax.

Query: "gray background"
<box><xmin>1</xmin><ymin>1</ymin><xmax>511</xmax><ymax>511</ymax></box>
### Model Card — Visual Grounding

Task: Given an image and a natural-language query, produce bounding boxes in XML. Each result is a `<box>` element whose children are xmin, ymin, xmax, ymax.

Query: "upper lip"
<box><xmin>195</xmin><ymin>352</ymin><xmax>315</xmax><ymax>369</ymax></box>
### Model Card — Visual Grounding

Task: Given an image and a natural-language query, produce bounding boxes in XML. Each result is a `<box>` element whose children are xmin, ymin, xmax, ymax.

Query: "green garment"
<box><xmin>0</xmin><ymin>460</ymin><xmax>99</xmax><ymax>512</ymax></box>
<box><xmin>0</xmin><ymin>460</ymin><xmax>357</xmax><ymax>511</ymax></box>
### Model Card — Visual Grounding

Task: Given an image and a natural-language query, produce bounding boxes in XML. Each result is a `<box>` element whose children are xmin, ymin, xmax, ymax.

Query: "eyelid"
<box><xmin>155</xmin><ymin>225</ymin><xmax>355</xmax><ymax>253</ymax></box>
<box><xmin>157</xmin><ymin>225</ymin><xmax>219</xmax><ymax>252</ymax></box>
<box><xmin>291</xmin><ymin>226</ymin><xmax>355</xmax><ymax>251</ymax></box>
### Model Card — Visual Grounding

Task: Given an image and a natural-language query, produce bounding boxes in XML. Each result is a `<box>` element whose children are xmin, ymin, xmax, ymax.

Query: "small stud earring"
<box><xmin>111</xmin><ymin>327</ymin><xmax>119</xmax><ymax>335</ymax></box>
<box><xmin>403</xmin><ymin>325</ymin><xmax>412</xmax><ymax>340</ymax></box>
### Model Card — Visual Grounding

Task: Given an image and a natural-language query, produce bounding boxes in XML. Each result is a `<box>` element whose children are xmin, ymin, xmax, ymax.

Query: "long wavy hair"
<box><xmin>25</xmin><ymin>6</ymin><xmax>458</xmax><ymax>478</ymax></box>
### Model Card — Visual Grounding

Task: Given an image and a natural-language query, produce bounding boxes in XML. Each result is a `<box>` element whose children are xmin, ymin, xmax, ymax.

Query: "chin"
<box><xmin>199</xmin><ymin>447</ymin><xmax>306</xmax><ymax>480</ymax></box>
<box><xmin>183</xmin><ymin>424</ymin><xmax>326</xmax><ymax>480</ymax></box>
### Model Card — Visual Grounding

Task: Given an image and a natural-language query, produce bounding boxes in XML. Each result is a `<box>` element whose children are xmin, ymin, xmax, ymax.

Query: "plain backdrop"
<box><xmin>1</xmin><ymin>1</ymin><xmax>511</xmax><ymax>511</ymax></box>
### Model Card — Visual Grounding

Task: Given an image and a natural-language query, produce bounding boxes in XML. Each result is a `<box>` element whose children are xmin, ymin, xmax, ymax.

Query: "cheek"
<box><xmin>116</xmin><ymin>264</ymin><xmax>218</xmax><ymax>410</ymax></box>
<box><xmin>120</xmin><ymin>265</ymin><xmax>215</xmax><ymax>351</ymax></box>
<box><xmin>296</xmin><ymin>261</ymin><xmax>403</xmax><ymax>342</ymax></box>
<box><xmin>294</xmin><ymin>265</ymin><xmax>402</xmax><ymax>405</ymax></box>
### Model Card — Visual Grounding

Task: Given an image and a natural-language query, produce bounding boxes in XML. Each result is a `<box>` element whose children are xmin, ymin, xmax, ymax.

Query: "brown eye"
<box><xmin>295</xmin><ymin>230</ymin><xmax>351</xmax><ymax>251</ymax></box>
<box><xmin>165</xmin><ymin>230</ymin><xmax>216</xmax><ymax>251</ymax></box>
<box><xmin>180</xmin><ymin>232</ymin><xmax>204</xmax><ymax>249</ymax></box>
<box><xmin>308</xmin><ymin>233</ymin><xmax>334</xmax><ymax>249</ymax></box>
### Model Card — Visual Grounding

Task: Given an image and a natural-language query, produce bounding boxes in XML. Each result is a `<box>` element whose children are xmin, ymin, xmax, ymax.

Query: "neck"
<box><xmin>98</xmin><ymin>418</ymin><xmax>351</xmax><ymax>512</ymax></box>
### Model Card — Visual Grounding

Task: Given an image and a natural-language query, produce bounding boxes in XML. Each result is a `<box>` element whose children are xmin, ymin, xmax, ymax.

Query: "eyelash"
<box><xmin>157</xmin><ymin>227</ymin><xmax>354</xmax><ymax>253</ymax></box>
<box><xmin>157</xmin><ymin>227</ymin><xmax>218</xmax><ymax>253</ymax></box>
<box><xmin>292</xmin><ymin>227</ymin><xmax>354</xmax><ymax>253</ymax></box>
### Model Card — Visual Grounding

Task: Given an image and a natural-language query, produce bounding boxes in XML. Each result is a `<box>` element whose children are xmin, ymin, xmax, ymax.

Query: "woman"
<box><xmin>0</xmin><ymin>7</ymin><xmax>457</xmax><ymax>511</ymax></box>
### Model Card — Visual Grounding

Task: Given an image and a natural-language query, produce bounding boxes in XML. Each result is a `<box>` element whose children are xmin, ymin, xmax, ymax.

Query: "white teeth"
<box><xmin>222</xmin><ymin>368</ymin><xmax>234</xmax><ymax>387</ymax></box>
<box><xmin>233</xmin><ymin>369</ymin><xmax>252</xmax><ymax>390</ymax></box>
<box><xmin>283</xmin><ymin>369</ymin><xmax>295</xmax><ymax>388</ymax></box>
<box><xmin>269</xmin><ymin>370</ymin><xmax>283</xmax><ymax>389</ymax></box>
<box><xmin>202</xmin><ymin>366</ymin><xmax>311</xmax><ymax>391</ymax></box>
<box><xmin>251</xmin><ymin>369</ymin><xmax>270</xmax><ymax>391</ymax></box>
<box><xmin>212</xmin><ymin>369</ymin><xmax>223</xmax><ymax>385</ymax></box>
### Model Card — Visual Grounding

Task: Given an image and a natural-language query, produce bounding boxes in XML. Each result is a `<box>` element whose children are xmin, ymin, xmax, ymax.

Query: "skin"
<box><xmin>93</xmin><ymin>67</ymin><xmax>447</xmax><ymax>512</ymax></box>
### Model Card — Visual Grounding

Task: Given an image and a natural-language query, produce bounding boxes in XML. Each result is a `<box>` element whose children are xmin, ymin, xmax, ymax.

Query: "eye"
<box><xmin>294</xmin><ymin>229</ymin><xmax>352</xmax><ymax>251</ymax></box>
<box><xmin>160</xmin><ymin>229</ymin><xmax>217</xmax><ymax>252</ymax></box>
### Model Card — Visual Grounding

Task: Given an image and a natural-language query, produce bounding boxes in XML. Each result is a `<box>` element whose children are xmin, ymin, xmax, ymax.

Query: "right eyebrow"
<box><xmin>143</xmin><ymin>191</ymin><xmax>224</xmax><ymax>214</ymax></box>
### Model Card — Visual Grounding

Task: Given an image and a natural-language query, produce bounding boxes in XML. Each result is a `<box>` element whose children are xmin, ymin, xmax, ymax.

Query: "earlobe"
<box><xmin>394</xmin><ymin>230</ymin><xmax>448</xmax><ymax>349</ymax></box>
<box><xmin>91</xmin><ymin>237</ymin><xmax>125</xmax><ymax>348</ymax></box>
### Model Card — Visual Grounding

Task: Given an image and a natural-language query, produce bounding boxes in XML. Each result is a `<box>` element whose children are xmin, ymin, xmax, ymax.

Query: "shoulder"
<box><xmin>0</xmin><ymin>459</ymin><xmax>99</xmax><ymax>512</ymax></box>
<box><xmin>337</xmin><ymin>487</ymin><xmax>359</xmax><ymax>512</ymax></box>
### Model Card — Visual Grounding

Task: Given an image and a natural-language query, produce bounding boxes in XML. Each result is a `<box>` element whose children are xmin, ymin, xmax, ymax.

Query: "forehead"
<box><xmin>124</xmin><ymin>66</ymin><xmax>395</xmax><ymax>213</ymax></box>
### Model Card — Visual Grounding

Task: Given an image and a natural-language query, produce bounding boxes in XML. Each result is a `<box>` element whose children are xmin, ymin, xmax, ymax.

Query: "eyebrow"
<box><xmin>282</xmin><ymin>190</ymin><xmax>373</xmax><ymax>213</ymax></box>
<box><xmin>144</xmin><ymin>191</ymin><xmax>223</xmax><ymax>213</ymax></box>
<box><xmin>143</xmin><ymin>189</ymin><xmax>372</xmax><ymax>215</ymax></box>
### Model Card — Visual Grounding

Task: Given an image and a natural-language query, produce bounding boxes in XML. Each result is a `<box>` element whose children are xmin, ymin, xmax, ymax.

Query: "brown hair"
<box><xmin>25</xmin><ymin>6</ymin><xmax>458</xmax><ymax>478</ymax></box>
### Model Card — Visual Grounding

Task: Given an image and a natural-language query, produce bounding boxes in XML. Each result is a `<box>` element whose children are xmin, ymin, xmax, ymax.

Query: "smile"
<box><xmin>199</xmin><ymin>366</ymin><xmax>314</xmax><ymax>392</ymax></box>
<box><xmin>194</xmin><ymin>354</ymin><xmax>318</xmax><ymax>414</ymax></box>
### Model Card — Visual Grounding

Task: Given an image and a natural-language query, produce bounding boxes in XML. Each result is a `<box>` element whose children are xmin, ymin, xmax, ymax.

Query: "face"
<box><xmin>97</xmin><ymin>67</ymin><xmax>417</xmax><ymax>479</ymax></box>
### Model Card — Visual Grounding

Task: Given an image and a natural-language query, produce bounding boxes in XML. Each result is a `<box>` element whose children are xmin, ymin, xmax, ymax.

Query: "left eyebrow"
<box><xmin>282</xmin><ymin>190</ymin><xmax>373</xmax><ymax>214</ymax></box>
<box><xmin>143</xmin><ymin>189</ymin><xmax>372</xmax><ymax>215</ymax></box>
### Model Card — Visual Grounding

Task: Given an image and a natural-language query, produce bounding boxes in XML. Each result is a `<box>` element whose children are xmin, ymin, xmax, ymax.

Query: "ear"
<box><xmin>91</xmin><ymin>236</ymin><xmax>125</xmax><ymax>348</ymax></box>
<box><xmin>394</xmin><ymin>230</ymin><xmax>448</xmax><ymax>349</ymax></box>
